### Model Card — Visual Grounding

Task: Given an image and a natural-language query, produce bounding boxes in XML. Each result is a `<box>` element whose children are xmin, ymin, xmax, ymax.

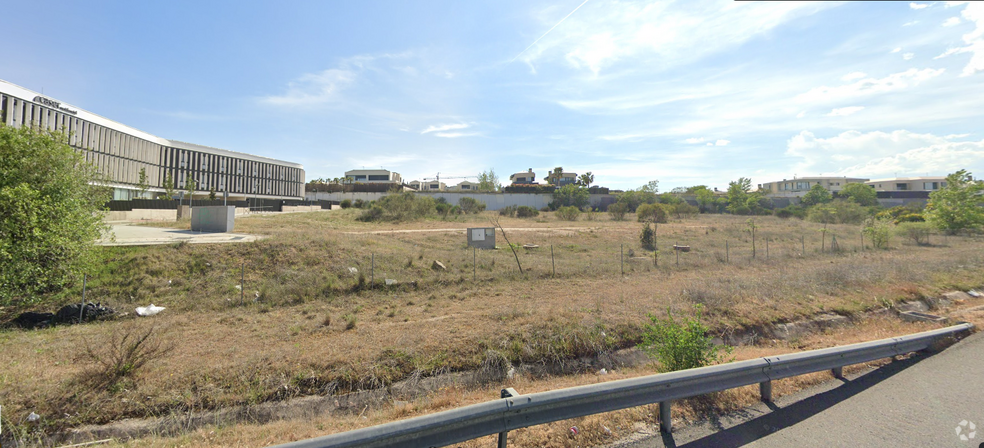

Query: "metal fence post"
<box><xmin>620</xmin><ymin>243</ymin><xmax>624</xmax><ymax>276</ymax></box>
<box><xmin>551</xmin><ymin>245</ymin><xmax>555</xmax><ymax>277</ymax></box>
<box><xmin>241</xmin><ymin>263</ymin><xmax>245</xmax><ymax>306</ymax></box>
<box><xmin>726</xmin><ymin>240</ymin><xmax>729</xmax><ymax>263</ymax></box>
<box><xmin>766</xmin><ymin>238</ymin><xmax>769</xmax><ymax>259</ymax></box>
<box><xmin>474</xmin><ymin>247</ymin><xmax>477</xmax><ymax>282</ymax></box>
<box><xmin>759</xmin><ymin>380</ymin><xmax>772</xmax><ymax>402</ymax></box>
<box><xmin>659</xmin><ymin>401</ymin><xmax>672</xmax><ymax>432</ymax></box>
<box><xmin>498</xmin><ymin>388</ymin><xmax>519</xmax><ymax>448</ymax></box>
<box><xmin>371</xmin><ymin>253</ymin><xmax>375</xmax><ymax>289</ymax></box>
<box><xmin>79</xmin><ymin>273</ymin><xmax>88</xmax><ymax>324</ymax></box>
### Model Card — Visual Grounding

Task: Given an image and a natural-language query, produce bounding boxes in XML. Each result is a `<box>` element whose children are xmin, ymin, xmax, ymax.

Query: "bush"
<box><xmin>353</xmin><ymin>199</ymin><xmax>366</xmax><ymax>209</ymax></box>
<box><xmin>807</xmin><ymin>199</ymin><xmax>870</xmax><ymax>225</ymax></box>
<box><xmin>636</xmin><ymin>203</ymin><xmax>668</xmax><ymax>223</ymax></box>
<box><xmin>556</xmin><ymin>206</ymin><xmax>581</xmax><ymax>221</ymax></box>
<box><xmin>608</xmin><ymin>202</ymin><xmax>628</xmax><ymax>221</ymax></box>
<box><xmin>896</xmin><ymin>221</ymin><xmax>933</xmax><ymax>245</ymax></box>
<box><xmin>499</xmin><ymin>205</ymin><xmax>518</xmax><ymax>217</ymax></box>
<box><xmin>876</xmin><ymin>205</ymin><xmax>925</xmax><ymax>224</ymax></box>
<box><xmin>516</xmin><ymin>205</ymin><xmax>539</xmax><ymax>218</ymax></box>
<box><xmin>340</xmin><ymin>199</ymin><xmax>352</xmax><ymax>209</ymax></box>
<box><xmin>774</xmin><ymin>205</ymin><xmax>806</xmax><ymax>220</ymax></box>
<box><xmin>641</xmin><ymin>305</ymin><xmax>731</xmax><ymax>372</ymax></box>
<box><xmin>83</xmin><ymin>324</ymin><xmax>173</xmax><ymax>387</ymax></box>
<box><xmin>640</xmin><ymin>223</ymin><xmax>656</xmax><ymax>250</ymax></box>
<box><xmin>458</xmin><ymin>197</ymin><xmax>487</xmax><ymax>214</ymax></box>
<box><xmin>862</xmin><ymin>217</ymin><xmax>893</xmax><ymax>249</ymax></box>
<box><xmin>435</xmin><ymin>202</ymin><xmax>452</xmax><ymax>219</ymax></box>
<box><xmin>672</xmin><ymin>202</ymin><xmax>699</xmax><ymax>219</ymax></box>
<box><xmin>550</xmin><ymin>184</ymin><xmax>590</xmax><ymax>210</ymax></box>
<box><xmin>358</xmin><ymin>192</ymin><xmax>436</xmax><ymax>222</ymax></box>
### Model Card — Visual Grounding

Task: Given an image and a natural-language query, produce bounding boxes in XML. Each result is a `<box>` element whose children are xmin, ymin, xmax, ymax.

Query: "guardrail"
<box><xmin>269</xmin><ymin>323</ymin><xmax>973</xmax><ymax>448</ymax></box>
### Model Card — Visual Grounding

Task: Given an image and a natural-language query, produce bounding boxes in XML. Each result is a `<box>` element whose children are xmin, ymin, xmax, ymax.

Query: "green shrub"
<box><xmin>672</xmin><ymin>202</ymin><xmax>699</xmax><ymax>219</ymax></box>
<box><xmin>640</xmin><ymin>223</ymin><xmax>656</xmax><ymax>250</ymax></box>
<box><xmin>774</xmin><ymin>205</ymin><xmax>806</xmax><ymax>220</ymax></box>
<box><xmin>357</xmin><ymin>192</ymin><xmax>436</xmax><ymax>222</ymax></box>
<box><xmin>516</xmin><ymin>206</ymin><xmax>539</xmax><ymax>218</ymax></box>
<box><xmin>556</xmin><ymin>206</ymin><xmax>581</xmax><ymax>221</ymax></box>
<box><xmin>353</xmin><ymin>199</ymin><xmax>366</xmax><ymax>209</ymax></box>
<box><xmin>641</xmin><ymin>305</ymin><xmax>731</xmax><ymax>372</ymax></box>
<box><xmin>340</xmin><ymin>199</ymin><xmax>352</xmax><ymax>209</ymax></box>
<box><xmin>896</xmin><ymin>221</ymin><xmax>933</xmax><ymax>245</ymax></box>
<box><xmin>458</xmin><ymin>197</ymin><xmax>487</xmax><ymax>214</ymax></box>
<box><xmin>608</xmin><ymin>202</ymin><xmax>628</xmax><ymax>221</ymax></box>
<box><xmin>636</xmin><ymin>203</ymin><xmax>668</xmax><ymax>223</ymax></box>
<box><xmin>862</xmin><ymin>217</ymin><xmax>893</xmax><ymax>249</ymax></box>
<box><xmin>807</xmin><ymin>199</ymin><xmax>870</xmax><ymax>225</ymax></box>
<box><xmin>499</xmin><ymin>205</ymin><xmax>518</xmax><ymax>217</ymax></box>
<box><xmin>435</xmin><ymin>203</ymin><xmax>452</xmax><ymax>219</ymax></box>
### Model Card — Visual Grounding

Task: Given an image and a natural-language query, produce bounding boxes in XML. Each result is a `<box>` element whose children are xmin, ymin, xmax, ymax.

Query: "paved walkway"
<box><xmin>610</xmin><ymin>331</ymin><xmax>984</xmax><ymax>448</ymax></box>
<box><xmin>97</xmin><ymin>224</ymin><xmax>261</xmax><ymax>246</ymax></box>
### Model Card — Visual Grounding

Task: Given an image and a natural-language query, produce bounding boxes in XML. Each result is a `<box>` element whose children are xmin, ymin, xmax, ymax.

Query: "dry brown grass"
<box><xmin>2</xmin><ymin>211</ymin><xmax>983</xmax><ymax>445</ymax></box>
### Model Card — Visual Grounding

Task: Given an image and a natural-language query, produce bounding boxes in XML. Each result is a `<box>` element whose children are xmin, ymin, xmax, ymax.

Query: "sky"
<box><xmin>3</xmin><ymin>0</ymin><xmax>984</xmax><ymax>191</ymax></box>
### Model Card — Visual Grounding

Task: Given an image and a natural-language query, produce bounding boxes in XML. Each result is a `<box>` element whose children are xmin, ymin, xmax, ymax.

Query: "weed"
<box><xmin>82</xmin><ymin>323</ymin><xmax>174</xmax><ymax>388</ymax></box>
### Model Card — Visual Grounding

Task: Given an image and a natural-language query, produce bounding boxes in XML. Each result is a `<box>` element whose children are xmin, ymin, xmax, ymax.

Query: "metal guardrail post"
<box><xmin>759</xmin><ymin>380</ymin><xmax>772</xmax><ymax>402</ymax></box>
<box><xmin>498</xmin><ymin>388</ymin><xmax>519</xmax><ymax>447</ymax></box>
<box><xmin>659</xmin><ymin>401</ymin><xmax>672</xmax><ymax>432</ymax></box>
<box><xmin>831</xmin><ymin>366</ymin><xmax>844</xmax><ymax>379</ymax></box>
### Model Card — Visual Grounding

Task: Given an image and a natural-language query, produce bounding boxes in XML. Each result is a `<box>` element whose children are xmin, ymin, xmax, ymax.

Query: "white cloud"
<box><xmin>842</xmin><ymin>71</ymin><xmax>867</xmax><ymax>81</ymax></box>
<box><xmin>933</xmin><ymin>3</ymin><xmax>984</xmax><ymax>75</ymax></box>
<box><xmin>421</xmin><ymin>123</ymin><xmax>470</xmax><ymax>134</ymax></box>
<box><xmin>786</xmin><ymin>129</ymin><xmax>984</xmax><ymax>178</ymax></box>
<box><xmin>261</xmin><ymin>68</ymin><xmax>356</xmax><ymax>106</ymax></box>
<box><xmin>827</xmin><ymin>106</ymin><xmax>865</xmax><ymax>116</ymax></box>
<box><xmin>797</xmin><ymin>110</ymin><xmax>807</xmax><ymax>118</ymax></box>
<box><xmin>910</xmin><ymin>2</ymin><xmax>929</xmax><ymax>9</ymax></box>
<box><xmin>520</xmin><ymin>0</ymin><xmax>837</xmax><ymax>75</ymax></box>
<box><xmin>945</xmin><ymin>133</ymin><xmax>971</xmax><ymax>138</ymax></box>
<box><xmin>714</xmin><ymin>139</ymin><xmax>730</xmax><ymax>146</ymax></box>
<box><xmin>795</xmin><ymin>68</ymin><xmax>945</xmax><ymax>104</ymax></box>
<box><xmin>903</xmin><ymin>52</ymin><xmax>916</xmax><ymax>60</ymax></box>
<box><xmin>943</xmin><ymin>16</ymin><xmax>962</xmax><ymax>26</ymax></box>
<box><xmin>891</xmin><ymin>47</ymin><xmax>902</xmax><ymax>53</ymax></box>
<box><xmin>432</xmin><ymin>132</ymin><xmax>482</xmax><ymax>138</ymax></box>
<box><xmin>685</xmin><ymin>137</ymin><xmax>705</xmax><ymax>144</ymax></box>
<box><xmin>904</xmin><ymin>20</ymin><xmax>919</xmax><ymax>26</ymax></box>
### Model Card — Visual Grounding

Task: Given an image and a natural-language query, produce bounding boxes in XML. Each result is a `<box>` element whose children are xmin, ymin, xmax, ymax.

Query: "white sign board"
<box><xmin>472</xmin><ymin>228</ymin><xmax>486</xmax><ymax>241</ymax></box>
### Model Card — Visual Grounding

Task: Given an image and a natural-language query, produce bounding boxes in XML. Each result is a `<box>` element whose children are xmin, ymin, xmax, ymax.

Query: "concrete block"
<box><xmin>467</xmin><ymin>227</ymin><xmax>496</xmax><ymax>249</ymax></box>
<box><xmin>191</xmin><ymin>206</ymin><xmax>236</xmax><ymax>233</ymax></box>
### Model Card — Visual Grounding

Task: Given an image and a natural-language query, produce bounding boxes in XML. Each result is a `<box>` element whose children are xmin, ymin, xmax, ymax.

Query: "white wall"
<box><xmin>306</xmin><ymin>191</ymin><xmax>614</xmax><ymax>211</ymax></box>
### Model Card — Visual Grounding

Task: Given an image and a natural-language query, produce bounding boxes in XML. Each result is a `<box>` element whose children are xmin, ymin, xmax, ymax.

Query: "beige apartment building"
<box><xmin>759</xmin><ymin>176</ymin><xmax>869</xmax><ymax>197</ymax></box>
<box><xmin>509</xmin><ymin>169</ymin><xmax>536</xmax><ymax>184</ymax></box>
<box><xmin>344</xmin><ymin>169</ymin><xmax>402</xmax><ymax>184</ymax></box>
<box><xmin>865</xmin><ymin>177</ymin><xmax>948</xmax><ymax>192</ymax></box>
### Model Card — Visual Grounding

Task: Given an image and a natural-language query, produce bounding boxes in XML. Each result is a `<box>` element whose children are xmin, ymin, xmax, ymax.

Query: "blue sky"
<box><xmin>3</xmin><ymin>1</ymin><xmax>984</xmax><ymax>191</ymax></box>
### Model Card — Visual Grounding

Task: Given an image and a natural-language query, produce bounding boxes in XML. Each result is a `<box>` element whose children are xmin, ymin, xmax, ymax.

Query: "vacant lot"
<box><xmin>2</xmin><ymin>209</ymin><xmax>982</xmax><ymax>445</ymax></box>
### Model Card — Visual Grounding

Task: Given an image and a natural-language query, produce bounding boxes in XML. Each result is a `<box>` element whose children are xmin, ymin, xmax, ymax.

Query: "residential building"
<box><xmin>866</xmin><ymin>177</ymin><xmax>948</xmax><ymax>192</ymax></box>
<box><xmin>509</xmin><ymin>169</ymin><xmax>536</xmax><ymax>184</ymax></box>
<box><xmin>759</xmin><ymin>176</ymin><xmax>869</xmax><ymax>197</ymax></box>
<box><xmin>344</xmin><ymin>169</ymin><xmax>402</xmax><ymax>184</ymax></box>
<box><xmin>450</xmin><ymin>180</ymin><xmax>479</xmax><ymax>191</ymax></box>
<box><xmin>408</xmin><ymin>180</ymin><xmax>445</xmax><ymax>191</ymax></box>
<box><xmin>0</xmin><ymin>78</ymin><xmax>304</xmax><ymax>200</ymax></box>
<box><xmin>545</xmin><ymin>171</ymin><xmax>578</xmax><ymax>186</ymax></box>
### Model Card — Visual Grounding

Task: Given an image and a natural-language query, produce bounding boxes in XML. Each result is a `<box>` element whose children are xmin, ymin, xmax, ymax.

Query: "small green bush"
<box><xmin>640</xmin><ymin>223</ymin><xmax>656</xmax><ymax>250</ymax></box>
<box><xmin>896</xmin><ymin>221</ymin><xmax>933</xmax><ymax>245</ymax></box>
<box><xmin>556</xmin><ymin>206</ymin><xmax>581</xmax><ymax>221</ymax></box>
<box><xmin>862</xmin><ymin>217</ymin><xmax>893</xmax><ymax>249</ymax></box>
<box><xmin>608</xmin><ymin>202</ymin><xmax>628</xmax><ymax>221</ymax></box>
<box><xmin>499</xmin><ymin>205</ymin><xmax>518</xmax><ymax>217</ymax></box>
<box><xmin>672</xmin><ymin>202</ymin><xmax>699</xmax><ymax>219</ymax></box>
<box><xmin>774</xmin><ymin>205</ymin><xmax>806</xmax><ymax>220</ymax></box>
<box><xmin>459</xmin><ymin>197</ymin><xmax>487</xmax><ymax>214</ymax></box>
<box><xmin>353</xmin><ymin>199</ymin><xmax>366</xmax><ymax>209</ymax></box>
<box><xmin>340</xmin><ymin>199</ymin><xmax>352</xmax><ymax>209</ymax></box>
<box><xmin>641</xmin><ymin>305</ymin><xmax>731</xmax><ymax>372</ymax></box>
<box><xmin>516</xmin><ymin>205</ymin><xmax>539</xmax><ymax>218</ymax></box>
<box><xmin>357</xmin><ymin>192</ymin><xmax>436</xmax><ymax>222</ymax></box>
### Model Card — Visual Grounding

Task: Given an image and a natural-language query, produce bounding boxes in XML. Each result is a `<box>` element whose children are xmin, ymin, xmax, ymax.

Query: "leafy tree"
<box><xmin>477</xmin><ymin>168</ymin><xmax>501</xmax><ymax>192</ymax></box>
<box><xmin>657</xmin><ymin>193</ymin><xmax>683</xmax><ymax>205</ymax></box>
<box><xmin>577</xmin><ymin>172</ymin><xmax>594</xmax><ymax>187</ymax></box>
<box><xmin>616</xmin><ymin>189</ymin><xmax>658</xmax><ymax>212</ymax></box>
<box><xmin>640</xmin><ymin>180</ymin><xmax>660</xmax><ymax>194</ymax></box>
<box><xmin>694</xmin><ymin>186</ymin><xmax>716</xmax><ymax>213</ymax></box>
<box><xmin>608</xmin><ymin>202</ymin><xmax>628</xmax><ymax>221</ymax></box>
<box><xmin>0</xmin><ymin>125</ymin><xmax>110</xmax><ymax>306</ymax></box>
<box><xmin>839</xmin><ymin>182</ymin><xmax>878</xmax><ymax>206</ymax></box>
<box><xmin>862</xmin><ymin>217</ymin><xmax>893</xmax><ymax>249</ymax></box>
<box><xmin>550</xmin><ymin>184</ymin><xmax>590</xmax><ymax>209</ymax></box>
<box><xmin>725</xmin><ymin>177</ymin><xmax>751</xmax><ymax>214</ymax></box>
<box><xmin>545</xmin><ymin>167</ymin><xmax>565</xmax><ymax>185</ymax></box>
<box><xmin>208</xmin><ymin>185</ymin><xmax>217</xmax><ymax>201</ymax></box>
<box><xmin>801</xmin><ymin>183</ymin><xmax>832</xmax><ymax>207</ymax></box>
<box><xmin>636</xmin><ymin>203</ymin><xmax>668</xmax><ymax>223</ymax></box>
<box><xmin>925</xmin><ymin>169</ymin><xmax>984</xmax><ymax>234</ymax></box>
<box><xmin>162</xmin><ymin>171</ymin><xmax>176</xmax><ymax>199</ymax></box>
<box><xmin>137</xmin><ymin>167</ymin><xmax>149</xmax><ymax>198</ymax></box>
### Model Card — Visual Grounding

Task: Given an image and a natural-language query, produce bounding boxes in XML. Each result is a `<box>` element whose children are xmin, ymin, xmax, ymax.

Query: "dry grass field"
<box><xmin>2</xmin><ymin>209</ymin><xmax>983</xmax><ymax>446</ymax></box>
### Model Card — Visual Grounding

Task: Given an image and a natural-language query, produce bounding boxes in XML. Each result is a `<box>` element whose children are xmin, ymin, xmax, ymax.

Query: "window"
<box><xmin>796</xmin><ymin>182</ymin><xmax>810</xmax><ymax>190</ymax></box>
<box><xmin>896</xmin><ymin>183</ymin><xmax>908</xmax><ymax>190</ymax></box>
<box><xmin>368</xmin><ymin>175</ymin><xmax>389</xmax><ymax>181</ymax></box>
<box><xmin>923</xmin><ymin>182</ymin><xmax>939</xmax><ymax>190</ymax></box>
<box><xmin>430</xmin><ymin>184</ymin><xmax>440</xmax><ymax>189</ymax></box>
<box><xmin>354</xmin><ymin>175</ymin><xmax>367</xmax><ymax>181</ymax></box>
<box><xmin>461</xmin><ymin>185</ymin><xmax>471</xmax><ymax>190</ymax></box>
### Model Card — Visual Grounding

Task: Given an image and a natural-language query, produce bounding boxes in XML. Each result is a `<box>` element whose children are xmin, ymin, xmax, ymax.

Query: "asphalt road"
<box><xmin>610</xmin><ymin>331</ymin><xmax>984</xmax><ymax>448</ymax></box>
